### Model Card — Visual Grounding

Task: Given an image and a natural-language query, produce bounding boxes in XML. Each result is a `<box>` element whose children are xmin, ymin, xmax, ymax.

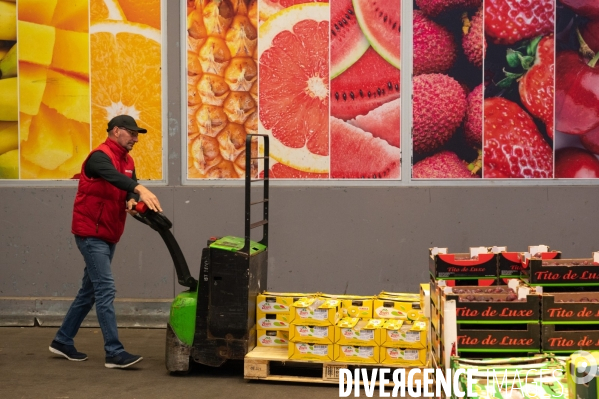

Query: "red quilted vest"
<box><xmin>71</xmin><ymin>138</ymin><xmax>135</xmax><ymax>243</ymax></box>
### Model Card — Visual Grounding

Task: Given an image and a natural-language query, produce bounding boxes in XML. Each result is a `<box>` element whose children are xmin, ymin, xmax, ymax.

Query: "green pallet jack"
<box><xmin>134</xmin><ymin>134</ymin><xmax>269</xmax><ymax>372</ymax></box>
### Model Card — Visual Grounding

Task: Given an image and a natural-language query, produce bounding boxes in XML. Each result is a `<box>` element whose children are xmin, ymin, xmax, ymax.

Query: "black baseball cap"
<box><xmin>106</xmin><ymin>115</ymin><xmax>147</xmax><ymax>133</ymax></box>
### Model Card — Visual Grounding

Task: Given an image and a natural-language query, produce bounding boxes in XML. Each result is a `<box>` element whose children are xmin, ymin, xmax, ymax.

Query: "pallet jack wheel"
<box><xmin>165</xmin><ymin>323</ymin><xmax>191</xmax><ymax>373</ymax></box>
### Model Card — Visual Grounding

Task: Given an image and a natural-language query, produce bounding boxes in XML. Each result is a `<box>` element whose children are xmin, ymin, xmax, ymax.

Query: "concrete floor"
<box><xmin>0</xmin><ymin>327</ymin><xmax>422</xmax><ymax>399</ymax></box>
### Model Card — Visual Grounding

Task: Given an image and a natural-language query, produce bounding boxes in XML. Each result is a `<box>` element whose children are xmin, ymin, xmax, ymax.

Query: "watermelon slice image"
<box><xmin>331</xmin><ymin>47</ymin><xmax>400</xmax><ymax>120</ymax></box>
<box><xmin>330</xmin><ymin>116</ymin><xmax>400</xmax><ymax>179</ymax></box>
<box><xmin>330</xmin><ymin>0</ymin><xmax>370</xmax><ymax>78</ymax></box>
<box><xmin>348</xmin><ymin>98</ymin><xmax>400</xmax><ymax>148</ymax></box>
<box><xmin>353</xmin><ymin>0</ymin><xmax>401</xmax><ymax>68</ymax></box>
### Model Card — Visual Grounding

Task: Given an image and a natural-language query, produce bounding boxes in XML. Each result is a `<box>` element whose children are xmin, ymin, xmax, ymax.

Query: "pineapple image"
<box><xmin>187</xmin><ymin>0</ymin><xmax>259</xmax><ymax>178</ymax></box>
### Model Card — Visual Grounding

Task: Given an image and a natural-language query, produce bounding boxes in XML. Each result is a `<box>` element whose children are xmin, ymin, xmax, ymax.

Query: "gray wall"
<box><xmin>1</xmin><ymin>2</ymin><xmax>599</xmax><ymax>306</ymax></box>
<box><xmin>2</xmin><ymin>186</ymin><xmax>599</xmax><ymax>299</ymax></box>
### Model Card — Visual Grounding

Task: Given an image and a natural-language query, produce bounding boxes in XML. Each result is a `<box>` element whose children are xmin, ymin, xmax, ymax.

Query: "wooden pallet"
<box><xmin>244</xmin><ymin>347</ymin><xmax>428</xmax><ymax>388</ymax></box>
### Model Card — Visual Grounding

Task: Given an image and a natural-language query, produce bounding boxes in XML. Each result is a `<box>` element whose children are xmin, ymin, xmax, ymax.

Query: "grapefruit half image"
<box><xmin>90</xmin><ymin>20</ymin><xmax>163</xmax><ymax>180</ymax></box>
<box><xmin>258</xmin><ymin>0</ymin><xmax>329</xmax><ymax>25</ymax></box>
<box><xmin>258</xmin><ymin>2</ymin><xmax>330</xmax><ymax>175</ymax></box>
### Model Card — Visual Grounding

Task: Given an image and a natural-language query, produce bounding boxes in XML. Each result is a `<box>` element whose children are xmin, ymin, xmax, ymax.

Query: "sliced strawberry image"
<box><xmin>485</xmin><ymin>0</ymin><xmax>554</xmax><ymax>45</ymax></box>
<box><xmin>483</xmin><ymin>97</ymin><xmax>553</xmax><ymax>178</ymax></box>
<box><xmin>555</xmin><ymin>50</ymin><xmax>599</xmax><ymax>135</ymax></box>
<box><xmin>501</xmin><ymin>35</ymin><xmax>554</xmax><ymax>140</ymax></box>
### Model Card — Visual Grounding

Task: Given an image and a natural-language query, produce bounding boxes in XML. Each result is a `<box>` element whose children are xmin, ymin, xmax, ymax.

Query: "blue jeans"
<box><xmin>54</xmin><ymin>236</ymin><xmax>124</xmax><ymax>357</ymax></box>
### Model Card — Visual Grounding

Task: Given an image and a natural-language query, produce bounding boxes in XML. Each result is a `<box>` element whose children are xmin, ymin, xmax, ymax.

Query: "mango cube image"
<box><xmin>19</xmin><ymin>62</ymin><xmax>48</xmax><ymax>116</ymax></box>
<box><xmin>18</xmin><ymin>21</ymin><xmax>55</xmax><ymax>67</ymax></box>
<box><xmin>18</xmin><ymin>0</ymin><xmax>58</xmax><ymax>25</ymax></box>
<box><xmin>42</xmin><ymin>69</ymin><xmax>90</xmax><ymax>123</ymax></box>
<box><xmin>51</xmin><ymin>29</ymin><xmax>89</xmax><ymax>77</ymax></box>
<box><xmin>21</xmin><ymin>104</ymin><xmax>74</xmax><ymax>170</ymax></box>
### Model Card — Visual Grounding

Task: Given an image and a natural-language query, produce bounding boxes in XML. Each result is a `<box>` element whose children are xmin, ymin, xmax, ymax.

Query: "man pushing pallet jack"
<box><xmin>135</xmin><ymin>134</ymin><xmax>269</xmax><ymax>372</ymax></box>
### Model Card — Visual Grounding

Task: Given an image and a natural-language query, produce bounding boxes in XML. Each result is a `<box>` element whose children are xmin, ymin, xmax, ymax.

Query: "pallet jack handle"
<box><xmin>133</xmin><ymin>202</ymin><xmax>198</xmax><ymax>290</ymax></box>
<box><xmin>242</xmin><ymin>134</ymin><xmax>269</xmax><ymax>255</ymax></box>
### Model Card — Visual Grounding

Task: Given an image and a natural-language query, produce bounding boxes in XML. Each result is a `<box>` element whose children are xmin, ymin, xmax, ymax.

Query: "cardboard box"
<box><xmin>456</xmin><ymin>322</ymin><xmax>541</xmax><ymax>352</ymax></box>
<box><xmin>438</xmin><ymin>285</ymin><xmax>539</xmax><ymax>323</ymax></box>
<box><xmin>335</xmin><ymin>317</ymin><xmax>383</xmax><ymax>346</ymax></box>
<box><xmin>256</xmin><ymin>313</ymin><xmax>292</xmax><ymax>330</ymax></box>
<box><xmin>256</xmin><ymin>292</ymin><xmax>313</xmax><ymax>314</ymax></box>
<box><xmin>334</xmin><ymin>344</ymin><xmax>379</xmax><ymax>364</ymax></box>
<box><xmin>542</xmin><ymin>292</ymin><xmax>599</xmax><ymax>323</ymax></box>
<box><xmin>288</xmin><ymin>324</ymin><xmax>335</xmax><ymax>345</ymax></box>
<box><xmin>379</xmin><ymin>319</ymin><xmax>428</xmax><ymax>349</ymax></box>
<box><xmin>522</xmin><ymin>253</ymin><xmax>599</xmax><ymax>286</ymax></box>
<box><xmin>543</xmin><ymin>323</ymin><xmax>599</xmax><ymax>352</ymax></box>
<box><xmin>256</xmin><ymin>329</ymin><xmax>289</xmax><ymax>347</ymax></box>
<box><xmin>419</xmin><ymin>284</ymin><xmax>430</xmax><ymax>317</ymax></box>
<box><xmin>321</xmin><ymin>294</ymin><xmax>374</xmax><ymax>319</ymax></box>
<box><xmin>288</xmin><ymin>342</ymin><xmax>334</xmax><ymax>361</ymax></box>
<box><xmin>379</xmin><ymin>347</ymin><xmax>427</xmax><ymax>367</ymax></box>
<box><xmin>288</xmin><ymin>297</ymin><xmax>340</xmax><ymax>326</ymax></box>
<box><xmin>498</xmin><ymin>251</ymin><xmax>523</xmax><ymax>277</ymax></box>
<box><xmin>373</xmin><ymin>296</ymin><xmax>422</xmax><ymax>320</ymax></box>
<box><xmin>429</xmin><ymin>247</ymin><xmax>498</xmax><ymax>279</ymax></box>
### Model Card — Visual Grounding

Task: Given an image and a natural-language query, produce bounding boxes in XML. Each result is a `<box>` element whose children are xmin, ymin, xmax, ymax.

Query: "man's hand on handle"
<box><xmin>134</xmin><ymin>184</ymin><xmax>163</xmax><ymax>213</ymax></box>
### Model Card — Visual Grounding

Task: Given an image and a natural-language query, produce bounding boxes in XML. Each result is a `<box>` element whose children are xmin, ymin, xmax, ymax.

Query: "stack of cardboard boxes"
<box><xmin>255</xmin><ymin>292</ymin><xmax>429</xmax><ymax>367</ymax></box>
<box><xmin>256</xmin><ymin>292</ymin><xmax>308</xmax><ymax>348</ymax></box>
<box><xmin>522</xmin><ymin>252</ymin><xmax>599</xmax><ymax>355</ymax></box>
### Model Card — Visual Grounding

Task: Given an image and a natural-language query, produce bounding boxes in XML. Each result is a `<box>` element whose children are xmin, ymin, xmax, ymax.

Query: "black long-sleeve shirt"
<box><xmin>85</xmin><ymin>151</ymin><xmax>140</xmax><ymax>201</ymax></box>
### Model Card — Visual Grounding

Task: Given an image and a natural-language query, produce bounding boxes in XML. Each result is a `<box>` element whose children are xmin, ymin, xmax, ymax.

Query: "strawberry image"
<box><xmin>519</xmin><ymin>35</ymin><xmax>554</xmax><ymax>140</ymax></box>
<box><xmin>555</xmin><ymin>50</ymin><xmax>599</xmax><ymax>135</ymax></box>
<box><xmin>483</xmin><ymin>97</ymin><xmax>553</xmax><ymax>178</ymax></box>
<box><xmin>499</xmin><ymin>35</ymin><xmax>555</xmax><ymax>139</ymax></box>
<box><xmin>485</xmin><ymin>0</ymin><xmax>554</xmax><ymax>45</ymax></box>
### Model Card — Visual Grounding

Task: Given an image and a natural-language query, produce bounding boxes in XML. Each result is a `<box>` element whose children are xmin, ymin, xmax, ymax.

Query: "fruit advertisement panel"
<box><xmin>555</xmin><ymin>1</ymin><xmax>599</xmax><ymax>178</ymax></box>
<box><xmin>186</xmin><ymin>0</ymin><xmax>401</xmax><ymax>180</ymax></box>
<box><xmin>412</xmin><ymin>0</ymin><xmax>483</xmax><ymax>179</ymax></box>
<box><xmin>329</xmin><ymin>0</ymin><xmax>401</xmax><ymax>179</ymax></box>
<box><xmin>0</xmin><ymin>0</ymin><xmax>164</xmax><ymax>181</ymax></box>
<box><xmin>412</xmin><ymin>0</ymin><xmax>557</xmax><ymax>180</ymax></box>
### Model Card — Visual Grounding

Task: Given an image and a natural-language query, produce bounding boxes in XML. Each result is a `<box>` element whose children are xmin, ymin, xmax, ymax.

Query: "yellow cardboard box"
<box><xmin>379</xmin><ymin>347</ymin><xmax>427</xmax><ymax>367</ymax></box>
<box><xmin>288</xmin><ymin>324</ymin><xmax>335</xmax><ymax>345</ymax></box>
<box><xmin>256</xmin><ymin>313</ymin><xmax>291</xmax><ymax>330</ymax></box>
<box><xmin>373</xmin><ymin>296</ymin><xmax>422</xmax><ymax>320</ymax></box>
<box><xmin>256</xmin><ymin>292</ymin><xmax>312</xmax><ymax>314</ymax></box>
<box><xmin>256</xmin><ymin>329</ymin><xmax>289</xmax><ymax>347</ymax></box>
<box><xmin>321</xmin><ymin>294</ymin><xmax>374</xmax><ymax>319</ymax></box>
<box><xmin>288</xmin><ymin>297</ymin><xmax>340</xmax><ymax>326</ymax></box>
<box><xmin>335</xmin><ymin>317</ymin><xmax>384</xmax><ymax>346</ymax></box>
<box><xmin>419</xmin><ymin>284</ymin><xmax>430</xmax><ymax>317</ymax></box>
<box><xmin>379</xmin><ymin>319</ymin><xmax>428</xmax><ymax>349</ymax></box>
<box><xmin>334</xmin><ymin>344</ymin><xmax>379</xmax><ymax>364</ymax></box>
<box><xmin>288</xmin><ymin>342</ymin><xmax>334</xmax><ymax>361</ymax></box>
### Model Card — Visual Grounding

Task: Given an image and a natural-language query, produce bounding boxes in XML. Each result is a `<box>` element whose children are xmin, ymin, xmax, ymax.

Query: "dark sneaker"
<box><xmin>49</xmin><ymin>340</ymin><xmax>88</xmax><ymax>361</ymax></box>
<box><xmin>105</xmin><ymin>351</ymin><xmax>143</xmax><ymax>369</ymax></box>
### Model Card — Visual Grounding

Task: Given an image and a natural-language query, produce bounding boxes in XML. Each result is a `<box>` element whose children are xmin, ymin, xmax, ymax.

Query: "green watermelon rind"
<box><xmin>330</xmin><ymin>0</ymin><xmax>371</xmax><ymax>79</ymax></box>
<box><xmin>331</xmin><ymin>37</ymin><xmax>369</xmax><ymax>79</ymax></box>
<box><xmin>352</xmin><ymin>0</ymin><xmax>401</xmax><ymax>69</ymax></box>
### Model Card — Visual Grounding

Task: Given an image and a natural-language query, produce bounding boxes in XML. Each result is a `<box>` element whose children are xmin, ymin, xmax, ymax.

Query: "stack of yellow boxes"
<box><xmin>256</xmin><ymin>292</ymin><xmax>312</xmax><ymax>348</ymax></box>
<box><xmin>329</xmin><ymin>295</ymin><xmax>378</xmax><ymax>364</ymax></box>
<box><xmin>287</xmin><ymin>297</ymin><xmax>341</xmax><ymax>361</ymax></box>
<box><xmin>374</xmin><ymin>292</ymin><xmax>428</xmax><ymax>367</ymax></box>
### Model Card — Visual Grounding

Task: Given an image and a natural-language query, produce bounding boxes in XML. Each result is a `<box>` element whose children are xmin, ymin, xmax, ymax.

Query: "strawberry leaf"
<box><xmin>518</xmin><ymin>53</ymin><xmax>534</xmax><ymax>70</ymax></box>
<box><xmin>527</xmin><ymin>36</ymin><xmax>542</xmax><ymax>57</ymax></box>
<box><xmin>497</xmin><ymin>70</ymin><xmax>522</xmax><ymax>89</ymax></box>
<box><xmin>506</xmin><ymin>49</ymin><xmax>521</xmax><ymax>68</ymax></box>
